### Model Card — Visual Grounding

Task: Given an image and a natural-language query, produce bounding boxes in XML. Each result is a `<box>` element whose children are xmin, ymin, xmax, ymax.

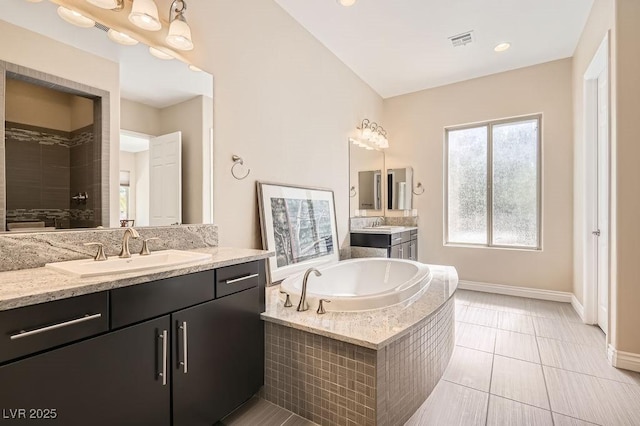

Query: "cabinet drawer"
<box><xmin>111</xmin><ymin>270</ymin><xmax>215</xmax><ymax>329</ymax></box>
<box><xmin>0</xmin><ymin>292</ymin><xmax>108</xmax><ymax>364</ymax></box>
<box><xmin>216</xmin><ymin>262</ymin><xmax>260</xmax><ymax>298</ymax></box>
<box><xmin>390</xmin><ymin>231</ymin><xmax>412</xmax><ymax>246</ymax></box>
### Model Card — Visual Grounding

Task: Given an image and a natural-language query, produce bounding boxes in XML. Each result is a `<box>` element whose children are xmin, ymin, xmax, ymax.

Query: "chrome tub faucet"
<box><xmin>297</xmin><ymin>268</ymin><xmax>322</xmax><ymax>312</ymax></box>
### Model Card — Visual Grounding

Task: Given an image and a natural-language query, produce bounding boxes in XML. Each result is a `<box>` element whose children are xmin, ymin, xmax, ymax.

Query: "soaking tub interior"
<box><xmin>279</xmin><ymin>258</ymin><xmax>432</xmax><ymax>312</ymax></box>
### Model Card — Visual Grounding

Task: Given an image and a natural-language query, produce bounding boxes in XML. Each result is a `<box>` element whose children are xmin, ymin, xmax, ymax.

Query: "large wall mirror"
<box><xmin>0</xmin><ymin>1</ymin><xmax>213</xmax><ymax>232</ymax></box>
<box><xmin>349</xmin><ymin>139</ymin><xmax>385</xmax><ymax>217</ymax></box>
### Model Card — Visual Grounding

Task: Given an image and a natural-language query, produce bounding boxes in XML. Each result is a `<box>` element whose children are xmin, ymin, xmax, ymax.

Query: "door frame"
<box><xmin>582</xmin><ymin>32</ymin><xmax>610</xmax><ymax>330</ymax></box>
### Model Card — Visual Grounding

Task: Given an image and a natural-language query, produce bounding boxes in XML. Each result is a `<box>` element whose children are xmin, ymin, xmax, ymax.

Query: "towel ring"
<box><xmin>412</xmin><ymin>182</ymin><xmax>425</xmax><ymax>195</ymax></box>
<box><xmin>349</xmin><ymin>186</ymin><xmax>357</xmax><ymax>198</ymax></box>
<box><xmin>231</xmin><ymin>155</ymin><xmax>250</xmax><ymax>180</ymax></box>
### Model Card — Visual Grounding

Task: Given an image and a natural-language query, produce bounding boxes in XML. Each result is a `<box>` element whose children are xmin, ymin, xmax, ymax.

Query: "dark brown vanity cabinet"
<box><xmin>351</xmin><ymin>229</ymin><xmax>418</xmax><ymax>261</ymax></box>
<box><xmin>0</xmin><ymin>260</ymin><xmax>265</xmax><ymax>426</ymax></box>
<box><xmin>0</xmin><ymin>315</ymin><xmax>172</xmax><ymax>426</ymax></box>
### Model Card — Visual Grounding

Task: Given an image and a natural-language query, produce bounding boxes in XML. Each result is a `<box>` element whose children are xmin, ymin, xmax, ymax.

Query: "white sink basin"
<box><xmin>46</xmin><ymin>250</ymin><xmax>213</xmax><ymax>278</ymax></box>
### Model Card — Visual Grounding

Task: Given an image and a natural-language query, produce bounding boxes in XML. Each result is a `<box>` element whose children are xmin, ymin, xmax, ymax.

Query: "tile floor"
<box><xmin>406</xmin><ymin>290</ymin><xmax>640</xmax><ymax>426</ymax></box>
<box><xmin>223</xmin><ymin>290</ymin><xmax>640</xmax><ymax>426</ymax></box>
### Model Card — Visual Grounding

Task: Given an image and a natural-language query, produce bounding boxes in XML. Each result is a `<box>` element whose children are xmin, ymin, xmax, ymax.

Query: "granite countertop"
<box><xmin>0</xmin><ymin>247</ymin><xmax>273</xmax><ymax>312</ymax></box>
<box><xmin>350</xmin><ymin>226</ymin><xmax>418</xmax><ymax>235</ymax></box>
<box><xmin>261</xmin><ymin>264</ymin><xmax>458</xmax><ymax>350</ymax></box>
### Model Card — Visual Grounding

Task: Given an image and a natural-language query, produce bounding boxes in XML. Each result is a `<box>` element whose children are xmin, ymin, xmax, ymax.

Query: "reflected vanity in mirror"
<box><xmin>387</xmin><ymin>167</ymin><xmax>413</xmax><ymax>210</ymax></box>
<box><xmin>0</xmin><ymin>1</ymin><xmax>213</xmax><ymax>232</ymax></box>
<box><xmin>349</xmin><ymin>140</ymin><xmax>385</xmax><ymax>217</ymax></box>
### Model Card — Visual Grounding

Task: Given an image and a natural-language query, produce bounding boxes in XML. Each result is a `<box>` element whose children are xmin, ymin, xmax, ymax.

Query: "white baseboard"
<box><xmin>571</xmin><ymin>294</ymin><xmax>586</xmax><ymax>322</ymax></box>
<box><xmin>458</xmin><ymin>280</ymin><xmax>573</xmax><ymax>303</ymax></box>
<box><xmin>608</xmin><ymin>345</ymin><xmax>640</xmax><ymax>373</ymax></box>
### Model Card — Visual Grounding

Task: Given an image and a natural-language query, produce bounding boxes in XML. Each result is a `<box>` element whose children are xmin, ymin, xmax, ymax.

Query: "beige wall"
<box><xmin>571</xmin><ymin>0</ymin><xmax>614</xmax><ymax>305</ymax></box>
<box><xmin>612</xmin><ymin>0</ymin><xmax>640</xmax><ymax>356</ymax></box>
<box><xmin>120</xmin><ymin>98</ymin><xmax>161</xmax><ymax>136</ymax></box>
<box><xmin>159</xmin><ymin>96</ymin><xmax>207</xmax><ymax>224</ymax></box>
<box><xmin>0</xmin><ymin>20</ymin><xmax>120</xmax><ymax>226</ymax></box>
<box><xmin>70</xmin><ymin>96</ymin><xmax>94</xmax><ymax>131</ymax></box>
<box><xmin>191</xmin><ymin>0</ymin><xmax>383</xmax><ymax>248</ymax></box>
<box><xmin>5</xmin><ymin>78</ymin><xmax>72</xmax><ymax>132</ymax></box>
<box><xmin>383</xmin><ymin>59</ymin><xmax>573</xmax><ymax>291</ymax></box>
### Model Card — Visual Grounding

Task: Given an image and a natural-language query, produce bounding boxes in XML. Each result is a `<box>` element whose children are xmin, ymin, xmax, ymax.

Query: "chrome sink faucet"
<box><xmin>297</xmin><ymin>268</ymin><xmax>322</xmax><ymax>312</ymax></box>
<box><xmin>119</xmin><ymin>227</ymin><xmax>140</xmax><ymax>258</ymax></box>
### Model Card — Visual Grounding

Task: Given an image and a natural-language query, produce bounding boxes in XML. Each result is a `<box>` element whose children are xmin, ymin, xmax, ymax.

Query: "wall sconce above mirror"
<box><xmin>32</xmin><ymin>0</ymin><xmax>199</xmax><ymax>68</ymax></box>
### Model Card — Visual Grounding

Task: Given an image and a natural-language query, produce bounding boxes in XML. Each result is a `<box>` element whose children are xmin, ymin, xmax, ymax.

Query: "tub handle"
<box><xmin>317</xmin><ymin>299</ymin><xmax>331</xmax><ymax>315</ymax></box>
<box><xmin>279</xmin><ymin>290</ymin><xmax>293</xmax><ymax>308</ymax></box>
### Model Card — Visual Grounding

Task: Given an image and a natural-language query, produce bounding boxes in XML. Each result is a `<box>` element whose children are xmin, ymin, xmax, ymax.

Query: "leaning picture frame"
<box><xmin>257</xmin><ymin>182</ymin><xmax>340</xmax><ymax>283</ymax></box>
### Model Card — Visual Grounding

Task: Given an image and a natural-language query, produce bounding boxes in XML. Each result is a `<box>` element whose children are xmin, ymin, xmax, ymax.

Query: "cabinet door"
<box><xmin>390</xmin><ymin>244</ymin><xmax>402</xmax><ymax>258</ymax></box>
<box><xmin>172</xmin><ymin>287</ymin><xmax>262</xmax><ymax>426</ymax></box>
<box><xmin>409</xmin><ymin>239</ymin><xmax>418</xmax><ymax>261</ymax></box>
<box><xmin>402</xmin><ymin>242</ymin><xmax>411</xmax><ymax>259</ymax></box>
<box><xmin>0</xmin><ymin>316</ymin><xmax>171</xmax><ymax>426</ymax></box>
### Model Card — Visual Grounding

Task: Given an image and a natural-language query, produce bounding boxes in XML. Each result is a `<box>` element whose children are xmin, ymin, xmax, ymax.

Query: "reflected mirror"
<box><xmin>357</xmin><ymin>170</ymin><xmax>382</xmax><ymax>210</ymax></box>
<box><xmin>387</xmin><ymin>167</ymin><xmax>413</xmax><ymax>210</ymax></box>
<box><xmin>1</xmin><ymin>1</ymin><xmax>213</xmax><ymax>232</ymax></box>
<box><xmin>349</xmin><ymin>140</ymin><xmax>384</xmax><ymax>217</ymax></box>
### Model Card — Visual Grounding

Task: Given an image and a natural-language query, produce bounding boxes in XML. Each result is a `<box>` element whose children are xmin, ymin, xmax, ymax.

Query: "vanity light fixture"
<box><xmin>167</xmin><ymin>0</ymin><xmax>194</xmax><ymax>51</ymax></box>
<box><xmin>86</xmin><ymin>0</ymin><xmax>124</xmax><ymax>10</ymax></box>
<box><xmin>25</xmin><ymin>0</ymin><xmax>44</xmax><ymax>3</ymax></box>
<box><xmin>149</xmin><ymin>46</ymin><xmax>174</xmax><ymax>60</ymax></box>
<box><xmin>356</xmin><ymin>119</ymin><xmax>389</xmax><ymax>150</ymax></box>
<box><xmin>107</xmin><ymin>29</ymin><xmax>139</xmax><ymax>46</ymax></box>
<box><xmin>57</xmin><ymin>6</ymin><xmax>96</xmax><ymax>28</ymax></box>
<box><xmin>129</xmin><ymin>0</ymin><xmax>161</xmax><ymax>31</ymax></box>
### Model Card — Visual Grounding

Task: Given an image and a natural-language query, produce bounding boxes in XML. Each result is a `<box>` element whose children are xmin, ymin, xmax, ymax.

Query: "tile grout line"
<box><xmin>279</xmin><ymin>413</ymin><xmax>294</xmax><ymax>426</ymax></box>
<box><xmin>483</xmin><ymin>323</ymin><xmax>499</xmax><ymax>426</ymax></box>
<box><xmin>535</xmin><ymin>334</ymin><xmax>555</xmax><ymax>426</ymax></box>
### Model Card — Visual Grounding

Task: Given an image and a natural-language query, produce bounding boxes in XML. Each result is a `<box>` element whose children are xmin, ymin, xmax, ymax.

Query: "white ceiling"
<box><xmin>274</xmin><ymin>0</ymin><xmax>594</xmax><ymax>98</ymax></box>
<box><xmin>120</xmin><ymin>132</ymin><xmax>149</xmax><ymax>153</ymax></box>
<box><xmin>2</xmin><ymin>0</ymin><xmax>212</xmax><ymax>108</ymax></box>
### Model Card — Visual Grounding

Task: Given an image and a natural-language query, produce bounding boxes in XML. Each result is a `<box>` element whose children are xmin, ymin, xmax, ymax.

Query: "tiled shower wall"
<box><xmin>263</xmin><ymin>297</ymin><xmax>455</xmax><ymax>426</ymax></box>
<box><xmin>4</xmin><ymin>122</ymin><xmax>97</xmax><ymax>228</ymax></box>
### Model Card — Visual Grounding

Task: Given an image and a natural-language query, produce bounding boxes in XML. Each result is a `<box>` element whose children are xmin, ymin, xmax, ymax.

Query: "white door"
<box><xmin>149</xmin><ymin>132</ymin><xmax>182</xmax><ymax>226</ymax></box>
<box><xmin>595</xmin><ymin>68</ymin><xmax>609</xmax><ymax>333</ymax></box>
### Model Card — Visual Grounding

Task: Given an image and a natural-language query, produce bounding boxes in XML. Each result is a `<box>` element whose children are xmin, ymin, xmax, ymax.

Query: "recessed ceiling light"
<box><xmin>107</xmin><ymin>29</ymin><xmax>139</xmax><ymax>46</ymax></box>
<box><xmin>57</xmin><ymin>7</ymin><xmax>95</xmax><ymax>28</ymax></box>
<box><xmin>337</xmin><ymin>0</ymin><xmax>356</xmax><ymax>6</ymax></box>
<box><xmin>149</xmin><ymin>47</ymin><xmax>175</xmax><ymax>60</ymax></box>
<box><xmin>494</xmin><ymin>42</ymin><xmax>511</xmax><ymax>52</ymax></box>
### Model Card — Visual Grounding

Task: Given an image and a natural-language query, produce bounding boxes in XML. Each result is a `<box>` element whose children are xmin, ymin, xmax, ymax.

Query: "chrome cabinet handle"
<box><xmin>159</xmin><ymin>330</ymin><xmax>168</xmax><ymax>386</ymax></box>
<box><xmin>226</xmin><ymin>273</ymin><xmax>259</xmax><ymax>284</ymax></box>
<box><xmin>393</xmin><ymin>237</ymin><xmax>403</xmax><ymax>242</ymax></box>
<box><xmin>10</xmin><ymin>313</ymin><xmax>102</xmax><ymax>340</ymax></box>
<box><xmin>592</xmin><ymin>230</ymin><xmax>601</xmax><ymax>236</ymax></box>
<box><xmin>179</xmin><ymin>321</ymin><xmax>188</xmax><ymax>374</ymax></box>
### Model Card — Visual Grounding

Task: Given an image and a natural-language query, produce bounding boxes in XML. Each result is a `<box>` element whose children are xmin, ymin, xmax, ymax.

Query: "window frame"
<box><xmin>444</xmin><ymin>114</ymin><xmax>542</xmax><ymax>250</ymax></box>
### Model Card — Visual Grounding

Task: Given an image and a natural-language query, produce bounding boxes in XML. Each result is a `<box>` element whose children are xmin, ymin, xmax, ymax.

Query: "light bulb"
<box><xmin>86</xmin><ymin>0</ymin><xmax>120</xmax><ymax>9</ymax></box>
<box><xmin>149</xmin><ymin>47</ymin><xmax>175</xmax><ymax>60</ymax></box>
<box><xmin>107</xmin><ymin>29</ymin><xmax>138</xmax><ymax>46</ymax></box>
<box><xmin>129</xmin><ymin>0</ymin><xmax>161</xmax><ymax>31</ymax></box>
<box><xmin>57</xmin><ymin>7</ymin><xmax>95</xmax><ymax>28</ymax></box>
<box><xmin>337</xmin><ymin>0</ymin><xmax>357</xmax><ymax>6</ymax></box>
<box><xmin>167</xmin><ymin>18</ymin><xmax>193</xmax><ymax>51</ymax></box>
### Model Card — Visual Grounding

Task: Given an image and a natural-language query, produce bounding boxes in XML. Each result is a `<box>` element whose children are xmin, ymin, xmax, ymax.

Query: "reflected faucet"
<box><xmin>297</xmin><ymin>268</ymin><xmax>322</xmax><ymax>312</ymax></box>
<box><xmin>119</xmin><ymin>228</ymin><xmax>140</xmax><ymax>258</ymax></box>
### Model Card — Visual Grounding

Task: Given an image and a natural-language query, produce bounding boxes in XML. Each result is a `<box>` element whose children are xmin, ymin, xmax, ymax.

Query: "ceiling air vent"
<box><xmin>449</xmin><ymin>31</ymin><xmax>474</xmax><ymax>47</ymax></box>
